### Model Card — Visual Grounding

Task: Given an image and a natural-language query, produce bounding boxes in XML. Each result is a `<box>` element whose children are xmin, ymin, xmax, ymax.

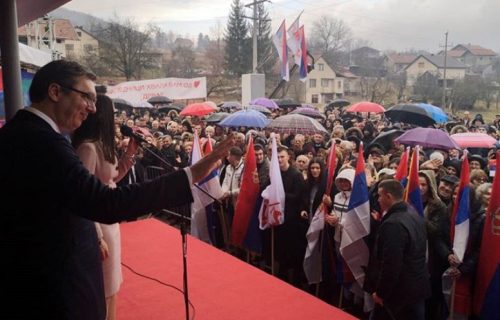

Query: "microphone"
<box><xmin>120</xmin><ymin>125</ymin><xmax>148</xmax><ymax>144</ymax></box>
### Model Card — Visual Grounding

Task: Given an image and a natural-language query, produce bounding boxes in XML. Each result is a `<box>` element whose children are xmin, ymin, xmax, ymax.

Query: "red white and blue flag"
<box><xmin>298</xmin><ymin>25</ymin><xmax>308</xmax><ymax>82</ymax></box>
<box><xmin>395</xmin><ymin>146</ymin><xmax>410</xmax><ymax>187</ymax></box>
<box><xmin>258</xmin><ymin>135</ymin><xmax>285</xmax><ymax>229</ymax></box>
<box><xmin>474</xmin><ymin>151</ymin><xmax>500</xmax><ymax>318</ymax></box>
<box><xmin>340</xmin><ymin>144</ymin><xmax>370</xmax><ymax>288</ymax></box>
<box><xmin>272</xmin><ymin>20</ymin><xmax>289</xmax><ymax>82</ymax></box>
<box><xmin>286</xmin><ymin>12</ymin><xmax>302</xmax><ymax>67</ymax></box>
<box><xmin>404</xmin><ymin>146</ymin><xmax>424</xmax><ymax>217</ymax></box>
<box><xmin>232</xmin><ymin>136</ymin><xmax>260</xmax><ymax>246</ymax></box>
<box><xmin>190</xmin><ymin>131</ymin><xmax>224</xmax><ymax>243</ymax></box>
<box><xmin>450</xmin><ymin>152</ymin><xmax>470</xmax><ymax>261</ymax></box>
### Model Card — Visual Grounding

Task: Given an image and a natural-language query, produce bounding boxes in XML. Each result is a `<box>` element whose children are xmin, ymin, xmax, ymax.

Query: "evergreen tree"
<box><xmin>256</xmin><ymin>2</ymin><xmax>277</xmax><ymax>75</ymax></box>
<box><xmin>224</xmin><ymin>0</ymin><xmax>251</xmax><ymax>76</ymax></box>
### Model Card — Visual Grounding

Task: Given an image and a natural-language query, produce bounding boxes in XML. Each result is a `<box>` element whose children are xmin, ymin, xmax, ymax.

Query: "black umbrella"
<box><xmin>385</xmin><ymin>103</ymin><xmax>436</xmax><ymax>127</ymax></box>
<box><xmin>273</xmin><ymin>98</ymin><xmax>301</xmax><ymax>108</ymax></box>
<box><xmin>112</xmin><ymin>98</ymin><xmax>134</xmax><ymax>109</ymax></box>
<box><xmin>205</xmin><ymin>112</ymin><xmax>230</xmax><ymax>124</ymax></box>
<box><xmin>147</xmin><ymin>95</ymin><xmax>173</xmax><ymax>105</ymax></box>
<box><xmin>367</xmin><ymin>129</ymin><xmax>404</xmax><ymax>152</ymax></box>
<box><xmin>325</xmin><ymin>99</ymin><xmax>350</xmax><ymax>109</ymax></box>
<box><xmin>158</xmin><ymin>104</ymin><xmax>185</xmax><ymax>112</ymax></box>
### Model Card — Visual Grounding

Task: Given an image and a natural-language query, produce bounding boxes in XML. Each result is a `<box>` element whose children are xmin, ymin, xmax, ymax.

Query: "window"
<box><xmin>77</xmin><ymin>31</ymin><xmax>82</xmax><ymax>37</ymax></box>
<box><xmin>65</xmin><ymin>44</ymin><xmax>74</xmax><ymax>51</ymax></box>
<box><xmin>318</xmin><ymin>63</ymin><xmax>324</xmax><ymax>71</ymax></box>
<box><xmin>312</xmin><ymin>94</ymin><xmax>319</xmax><ymax>103</ymax></box>
<box><xmin>337</xmin><ymin>80</ymin><xmax>342</xmax><ymax>89</ymax></box>
<box><xmin>321</xmin><ymin>79</ymin><xmax>329</xmax><ymax>87</ymax></box>
<box><xmin>84</xmin><ymin>44</ymin><xmax>94</xmax><ymax>52</ymax></box>
<box><xmin>309</xmin><ymin>79</ymin><xmax>316</xmax><ymax>88</ymax></box>
<box><xmin>418</xmin><ymin>62</ymin><xmax>425</xmax><ymax>68</ymax></box>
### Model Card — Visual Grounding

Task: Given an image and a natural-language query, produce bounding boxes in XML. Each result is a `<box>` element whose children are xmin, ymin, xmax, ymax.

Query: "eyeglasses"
<box><xmin>58</xmin><ymin>84</ymin><xmax>97</xmax><ymax>106</ymax></box>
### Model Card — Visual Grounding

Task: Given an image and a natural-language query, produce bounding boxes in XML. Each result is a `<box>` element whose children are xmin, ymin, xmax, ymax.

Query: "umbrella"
<box><xmin>274</xmin><ymin>98</ymin><xmax>301</xmax><ymax>108</ymax></box>
<box><xmin>325</xmin><ymin>99</ymin><xmax>350</xmax><ymax>109</ymax></box>
<box><xmin>266</xmin><ymin>114</ymin><xmax>328</xmax><ymax>135</ymax></box>
<box><xmin>385</xmin><ymin>103</ymin><xmax>437</xmax><ymax>127</ymax></box>
<box><xmin>147</xmin><ymin>96</ymin><xmax>172</xmax><ymax>105</ymax></box>
<box><xmin>158</xmin><ymin>103</ymin><xmax>185</xmax><ymax>112</ymax></box>
<box><xmin>220</xmin><ymin>101</ymin><xmax>242</xmax><ymax>109</ymax></box>
<box><xmin>290</xmin><ymin>107</ymin><xmax>325</xmax><ymax>119</ymax></box>
<box><xmin>301</xmin><ymin>103</ymin><xmax>315</xmax><ymax>109</ymax></box>
<box><xmin>395</xmin><ymin>128</ymin><xmax>460</xmax><ymax>150</ymax></box>
<box><xmin>133</xmin><ymin>101</ymin><xmax>154</xmax><ymax>109</ymax></box>
<box><xmin>247</xmin><ymin>104</ymin><xmax>272</xmax><ymax>115</ymax></box>
<box><xmin>204</xmin><ymin>101</ymin><xmax>218</xmax><ymax>110</ymax></box>
<box><xmin>205</xmin><ymin>112</ymin><xmax>230</xmax><ymax>124</ymax></box>
<box><xmin>180</xmin><ymin>102</ymin><xmax>216</xmax><ymax>116</ymax></box>
<box><xmin>219</xmin><ymin>110</ymin><xmax>270</xmax><ymax>128</ymax></box>
<box><xmin>369</xmin><ymin>129</ymin><xmax>404</xmax><ymax>151</ymax></box>
<box><xmin>113</xmin><ymin>98</ymin><xmax>134</xmax><ymax>109</ymax></box>
<box><xmin>417</xmin><ymin>103</ymin><xmax>448</xmax><ymax>123</ymax></box>
<box><xmin>250</xmin><ymin>97</ymin><xmax>279</xmax><ymax>109</ymax></box>
<box><xmin>346</xmin><ymin>101</ymin><xmax>385</xmax><ymax>113</ymax></box>
<box><xmin>450</xmin><ymin>133</ymin><xmax>497</xmax><ymax>148</ymax></box>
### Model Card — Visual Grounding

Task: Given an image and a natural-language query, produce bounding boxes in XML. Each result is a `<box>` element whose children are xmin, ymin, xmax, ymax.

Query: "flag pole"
<box><xmin>315</xmin><ymin>228</ymin><xmax>325</xmax><ymax>297</ymax></box>
<box><xmin>449</xmin><ymin>279</ymin><xmax>456</xmax><ymax>320</ymax></box>
<box><xmin>271</xmin><ymin>227</ymin><xmax>276</xmax><ymax>276</ymax></box>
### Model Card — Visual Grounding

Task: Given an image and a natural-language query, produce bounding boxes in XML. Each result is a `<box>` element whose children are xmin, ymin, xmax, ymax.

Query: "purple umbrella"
<box><xmin>247</xmin><ymin>104</ymin><xmax>272</xmax><ymax>115</ymax></box>
<box><xmin>395</xmin><ymin>127</ymin><xmax>460</xmax><ymax>150</ymax></box>
<box><xmin>290</xmin><ymin>107</ymin><xmax>325</xmax><ymax>119</ymax></box>
<box><xmin>266</xmin><ymin>114</ymin><xmax>328</xmax><ymax>135</ymax></box>
<box><xmin>220</xmin><ymin>101</ymin><xmax>242</xmax><ymax>109</ymax></box>
<box><xmin>301</xmin><ymin>103</ymin><xmax>316</xmax><ymax>109</ymax></box>
<box><xmin>250</xmin><ymin>97</ymin><xmax>279</xmax><ymax>110</ymax></box>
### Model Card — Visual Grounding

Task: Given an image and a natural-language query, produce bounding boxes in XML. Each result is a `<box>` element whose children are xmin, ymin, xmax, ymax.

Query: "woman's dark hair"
<box><xmin>72</xmin><ymin>94</ymin><xmax>117</xmax><ymax>164</ymax></box>
<box><xmin>29</xmin><ymin>60</ymin><xmax>96</xmax><ymax>103</ymax></box>
<box><xmin>306</xmin><ymin>157</ymin><xmax>326</xmax><ymax>188</ymax></box>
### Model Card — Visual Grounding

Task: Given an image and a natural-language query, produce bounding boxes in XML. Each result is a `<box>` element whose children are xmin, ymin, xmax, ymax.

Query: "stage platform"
<box><xmin>117</xmin><ymin>219</ymin><xmax>357</xmax><ymax>320</ymax></box>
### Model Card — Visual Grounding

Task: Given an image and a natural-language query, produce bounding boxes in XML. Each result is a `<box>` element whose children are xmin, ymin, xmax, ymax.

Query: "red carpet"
<box><xmin>118</xmin><ymin>219</ymin><xmax>357</xmax><ymax>320</ymax></box>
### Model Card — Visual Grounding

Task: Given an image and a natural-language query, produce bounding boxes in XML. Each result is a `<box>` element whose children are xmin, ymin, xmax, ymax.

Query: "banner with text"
<box><xmin>107</xmin><ymin>77</ymin><xmax>207</xmax><ymax>103</ymax></box>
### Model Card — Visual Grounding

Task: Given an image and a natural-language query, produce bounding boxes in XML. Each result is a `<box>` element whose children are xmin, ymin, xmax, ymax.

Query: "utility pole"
<box><xmin>244</xmin><ymin>0</ymin><xmax>269</xmax><ymax>73</ymax></box>
<box><xmin>441</xmin><ymin>31</ymin><xmax>449</xmax><ymax>109</ymax></box>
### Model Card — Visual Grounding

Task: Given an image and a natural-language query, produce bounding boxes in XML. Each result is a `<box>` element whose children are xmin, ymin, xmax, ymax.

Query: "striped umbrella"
<box><xmin>266</xmin><ymin>114</ymin><xmax>328</xmax><ymax>135</ymax></box>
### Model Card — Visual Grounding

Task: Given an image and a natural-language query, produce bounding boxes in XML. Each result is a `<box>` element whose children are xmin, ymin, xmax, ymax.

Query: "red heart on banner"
<box><xmin>194</xmin><ymin>80</ymin><xmax>200</xmax><ymax>88</ymax></box>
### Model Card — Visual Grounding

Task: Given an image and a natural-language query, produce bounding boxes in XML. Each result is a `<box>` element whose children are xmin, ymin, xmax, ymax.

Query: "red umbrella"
<box><xmin>180</xmin><ymin>102</ymin><xmax>216</xmax><ymax>116</ymax></box>
<box><xmin>346</xmin><ymin>101</ymin><xmax>385</xmax><ymax>113</ymax></box>
<box><xmin>451</xmin><ymin>133</ymin><xmax>497</xmax><ymax>148</ymax></box>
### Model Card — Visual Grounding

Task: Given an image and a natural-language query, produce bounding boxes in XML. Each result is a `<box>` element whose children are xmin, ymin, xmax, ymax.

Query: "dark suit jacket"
<box><xmin>0</xmin><ymin>110</ymin><xmax>193</xmax><ymax>319</ymax></box>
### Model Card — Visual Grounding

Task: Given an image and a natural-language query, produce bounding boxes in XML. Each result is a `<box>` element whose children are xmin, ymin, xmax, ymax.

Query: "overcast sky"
<box><xmin>63</xmin><ymin>0</ymin><xmax>500</xmax><ymax>53</ymax></box>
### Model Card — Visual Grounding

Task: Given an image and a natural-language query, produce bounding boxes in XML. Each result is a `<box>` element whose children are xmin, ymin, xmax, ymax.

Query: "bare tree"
<box><xmin>92</xmin><ymin>15</ymin><xmax>157</xmax><ymax>80</ymax></box>
<box><xmin>309</xmin><ymin>15</ymin><xmax>352</xmax><ymax>68</ymax></box>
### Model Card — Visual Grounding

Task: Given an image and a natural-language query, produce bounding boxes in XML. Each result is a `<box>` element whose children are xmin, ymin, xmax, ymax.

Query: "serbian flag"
<box><xmin>474</xmin><ymin>151</ymin><xmax>500</xmax><ymax>319</ymax></box>
<box><xmin>287</xmin><ymin>12</ymin><xmax>302</xmax><ymax>67</ymax></box>
<box><xmin>272</xmin><ymin>20</ymin><xmax>289</xmax><ymax>82</ymax></box>
<box><xmin>258</xmin><ymin>134</ymin><xmax>285</xmax><ymax>229</ymax></box>
<box><xmin>404</xmin><ymin>146</ymin><xmax>424</xmax><ymax>217</ymax></box>
<box><xmin>298</xmin><ymin>25</ymin><xmax>308</xmax><ymax>82</ymax></box>
<box><xmin>303</xmin><ymin>142</ymin><xmax>337</xmax><ymax>284</ymax></box>
<box><xmin>232</xmin><ymin>136</ymin><xmax>260</xmax><ymax>246</ymax></box>
<box><xmin>340</xmin><ymin>143</ymin><xmax>370</xmax><ymax>288</ymax></box>
<box><xmin>190</xmin><ymin>131</ymin><xmax>224</xmax><ymax>243</ymax></box>
<box><xmin>450</xmin><ymin>152</ymin><xmax>470</xmax><ymax>261</ymax></box>
<box><xmin>395</xmin><ymin>146</ymin><xmax>410</xmax><ymax>187</ymax></box>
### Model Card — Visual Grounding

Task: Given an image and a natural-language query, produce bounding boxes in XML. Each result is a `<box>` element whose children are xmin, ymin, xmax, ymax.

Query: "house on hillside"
<box><xmin>64</xmin><ymin>27</ymin><xmax>99</xmax><ymax>60</ymax></box>
<box><xmin>385</xmin><ymin>53</ymin><xmax>417</xmax><ymax>74</ymax></box>
<box><xmin>440</xmin><ymin>44</ymin><xmax>497</xmax><ymax>73</ymax></box>
<box><xmin>337</xmin><ymin>67</ymin><xmax>360</xmax><ymax>96</ymax></box>
<box><xmin>305</xmin><ymin>56</ymin><xmax>344</xmax><ymax>104</ymax></box>
<box><xmin>405</xmin><ymin>54</ymin><xmax>466</xmax><ymax>86</ymax></box>
<box><xmin>18</xmin><ymin>18</ymin><xmax>80</xmax><ymax>58</ymax></box>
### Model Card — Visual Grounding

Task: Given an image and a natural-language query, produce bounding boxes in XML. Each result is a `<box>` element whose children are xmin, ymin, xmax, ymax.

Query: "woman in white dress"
<box><xmin>73</xmin><ymin>94</ymin><xmax>137</xmax><ymax>320</ymax></box>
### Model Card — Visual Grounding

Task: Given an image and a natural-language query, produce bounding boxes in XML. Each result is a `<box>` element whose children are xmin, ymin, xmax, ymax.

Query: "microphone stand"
<box><xmin>135</xmin><ymin>140</ymin><xmax>221</xmax><ymax>320</ymax></box>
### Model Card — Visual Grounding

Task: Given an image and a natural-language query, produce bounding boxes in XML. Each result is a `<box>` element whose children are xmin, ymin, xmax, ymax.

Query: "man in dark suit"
<box><xmin>371</xmin><ymin>179</ymin><xmax>431</xmax><ymax>320</ymax></box>
<box><xmin>0</xmin><ymin>60</ymin><xmax>233</xmax><ymax>319</ymax></box>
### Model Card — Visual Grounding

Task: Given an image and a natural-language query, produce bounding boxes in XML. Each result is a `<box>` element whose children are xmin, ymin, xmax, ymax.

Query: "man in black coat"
<box><xmin>0</xmin><ymin>60</ymin><xmax>233</xmax><ymax>320</ymax></box>
<box><xmin>370</xmin><ymin>179</ymin><xmax>431</xmax><ymax>320</ymax></box>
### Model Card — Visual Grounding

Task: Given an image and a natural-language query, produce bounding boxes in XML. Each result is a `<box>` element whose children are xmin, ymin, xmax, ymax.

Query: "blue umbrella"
<box><xmin>417</xmin><ymin>103</ymin><xmax>448</xmax><ymax>123</ymax></box>
<box><xmin>247</xmin><ymin>104</ymin><xmax>272</xmax><ymax>114</ymax></box>
<box><xmin>219</xmin><ymin>109</ymin><xmax>270</xmax><ymax>128</ymax></box>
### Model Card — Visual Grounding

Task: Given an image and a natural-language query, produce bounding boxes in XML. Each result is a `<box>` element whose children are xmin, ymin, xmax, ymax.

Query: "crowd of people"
<box><xmin>2</xmin><ymin>59</ymin><xmax>499</xmax><ymax>319</ymax></box>
<box><xmin>110</xmin><ymin>94</ymin><xmax>499</xmax><ymax>319</ymax></box>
